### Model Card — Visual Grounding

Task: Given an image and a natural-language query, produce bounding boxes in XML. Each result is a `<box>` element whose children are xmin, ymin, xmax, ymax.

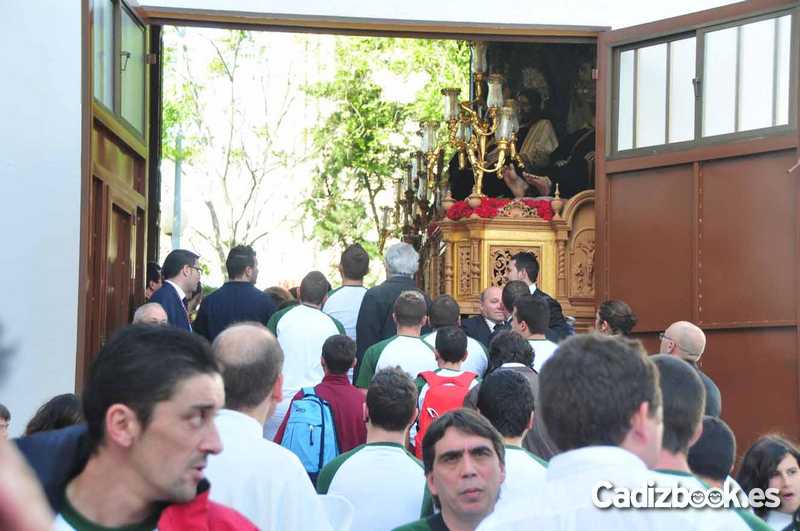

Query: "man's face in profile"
<box><xmin>506</xmin><ymin>260</ymin><xmax>523</xmax><ymax>283</ymax></box>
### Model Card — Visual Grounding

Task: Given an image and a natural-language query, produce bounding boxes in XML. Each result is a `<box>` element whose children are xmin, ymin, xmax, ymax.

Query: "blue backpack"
<box><xmin>280</xmin><ymin>387</ymin><xmax>339</xmax><ymax>483</ymax></box>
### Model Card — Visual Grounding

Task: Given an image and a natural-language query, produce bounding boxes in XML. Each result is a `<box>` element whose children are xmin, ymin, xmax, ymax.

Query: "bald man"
<box><xmin>204</xmin><ymin>323</ymin><xmax>333</xmax><ymax>531</ymax></box>
<box><xmin>131</xmin><ymin>302</ymin><xmax>168</xmax><ymax>325</ymax></box>
<box><xmin>659</xmin><ymin>320</ymin><xmax>721</xmax><ymax>417</ymax></box>
<box><xmin>462</xmin><ymin>286</ymin><xmax>506</xmax><ymax>348</ymax></box>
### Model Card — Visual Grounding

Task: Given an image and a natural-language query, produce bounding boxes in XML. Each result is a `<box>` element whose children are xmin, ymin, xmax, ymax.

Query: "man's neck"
<box><xmin>165</xmin><ymin>279</ymin><xmax>187</xmax><ymax>297</ymax></box>
<box><xmin>699</xmin><ymin>475</ymin><xmax>724</xmax><ymax>488</ymax></box>
<box><xmin>366</xmin><ymin>425</ymin><xmax>407</xmax><ymax>446</ymax></box>
<box><xmin>655</xmin><ymin>450</ymin><xmax>692</xmax><ymax>474</ymax></box>
<box><xmin>228</xmin><ymin>277</ymin><xmax>251</xmax><ymax>284</ymax></box>
<box><xmin>301</xmin><ymin>301</ymin><xmax>322</xmax><ymax>310</ymax></box>
<box><xmin>528</xmin><ymin>333</ymin><xmax>546</xmax><ymax>340</ymax></box>
<box><xmin>504</xmin><ymin>435</ymin><xmax>525</xmax><ymax>447</ymax></box>
<box><xmin>440</xmin><ymin>505</ymin><xmax>486</xmax><ymax>531</ymax></box>
<box><xmin>238</xmin><ymin>402</ymin><xmax>271</xmax><ymax>426</ymax></box>
<box><xmin>397</xmin><ymin>325</ymin><xmax>422</xmax><ymax>337</ymax></box>
<box><xmin>341</xmin><ymin>278</ymin><xmax>363</xmax><ymax>287</ymax></box>
<box><xmin>483</xmin><ymin>315</ymin><xmax>503</xmax><ymax>325</ymax></box>
<box><xmin>66</xmin><ymin>452</ymin><xmax>157</xmax><ymax>528</ymax></box>
<box><xmin>437</xmin><ymin>361</ymin><xmax>462</xmax><ymax>371</ymax></box>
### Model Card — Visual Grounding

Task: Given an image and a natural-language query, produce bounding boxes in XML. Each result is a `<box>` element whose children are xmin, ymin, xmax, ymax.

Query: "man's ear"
<box><xmin>105</xmin><ymin>404</ymin><xmax>140</xmax><ymax>449</ymax></box>
<box><xmin>350</xmin><ymin>358</ymin><xmax>357</xmax><ymax>369</ymax></box>
<box><xmin>527</xmin><ymin>412</ymin><xmax>534</xmax><ymax>431</ymax></box>
<box><xmin>421</xmin><ymin>316</ymin><xmax>429</xmax><ymax>327</ymax></box>
<box><xmin>362</xmin><ymin>402</ymin><xmax>369</xmax><ymax>424</ymax></box>
<box><xmin>272</xmin><ymin>374</ymin><xmax>284</xmax><ymax>403</ymax></box>
<box><xmin>688</xmin><ymin>420</ymin><xmax>703</xmax><ymax>448</ymax></box>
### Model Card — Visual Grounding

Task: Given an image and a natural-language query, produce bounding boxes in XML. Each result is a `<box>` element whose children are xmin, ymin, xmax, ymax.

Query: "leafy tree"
<box><xmin>303</xmin><ymin>37</ymin><xmax>469</xmax><ymax>259</ymax></box>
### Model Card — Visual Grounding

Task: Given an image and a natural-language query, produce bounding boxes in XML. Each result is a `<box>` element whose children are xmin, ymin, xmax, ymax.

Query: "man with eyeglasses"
<box><xmin>149</xmin><ymin>249</ymin><xmax>202</xmax><ymax>333</ymax></box>
<box><xmin>659</xmin><ymin>321</ymin><xmax>722</xmax><ymax>417</ymax></box>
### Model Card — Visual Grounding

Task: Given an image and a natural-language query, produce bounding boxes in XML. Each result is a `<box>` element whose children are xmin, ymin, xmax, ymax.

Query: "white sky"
<box><xmin>139</xmin><ymin>0</ymin><xmax>740</xmax><ymax>30</ymax></box>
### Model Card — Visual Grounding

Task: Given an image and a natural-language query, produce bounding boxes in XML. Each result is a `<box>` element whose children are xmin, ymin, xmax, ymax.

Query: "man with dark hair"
<box><xmin>356</xmin><ymin>243</ymin><xmax>431</xmax><ymax>374</ymax></box>
<box><xmin>149</xmin><ymin>249</ymin><xmax>201</xmax><ymax>332</ymax></box>
<box><xmin>265</xmin><ymin>271</ymin><xmax>345</xmax><ymax>439</ymax></box>
<box><xmin>477</xmin><ymin>370</ymin><xmax>545</xmax><ymax>512</ymax></box>
<box><xmin>505</xmin><ymin>251</ymin><xmax>570</xmax><ymax>341</ymax></box>
<box><xmin>276</xmin><ymin>335</ymin><xmax>366</xmax><ymax>452</ymax></box>
<box><xmin>324</xmin><ymin>243</ymin><xmax>370</xmax><ymax>343</ymax></box>
<box><xmin>396</xmin><ymin>409</ymin><xmax>505</xmax><ymax>531</ymax></box>
<box><xmin>688</xmin><ymin>416</ymin><xmax>735</xmax><ymax>488</ymax></box>
<box><xmin>205</xmin><ymin>323</ymin><xmax>332</xmax><ymax>531</ymax></box>
<box><xmin>650</xmin><ymin>355</ymin><xmax>755</xmax><ymax>530</ymax></box>
<box><xmin>462</xmin><ymin>286</ymin><xmax>505</xmax><ymax>348</ymax></box>
<box><xmin>423</xmin><ymin>295</ymin><xmax>488</xmax><ymax>376</ymax></box>
<box><xmin>193</xmin><ymin>245</ymin><xmax>277</xmax><ymax>342</ymax></box>
<box><xmin>318</xmin><ymin>367</ymin><xmax>424</xmax><ymax>531</ymax></box>
<box><xmin>511</xmin><ymin>295</ymin><xmax>557</xmax><ymax>372</ymax></box>
<box><xmin>0</xmin><ymin>403</ymin><xmax>9</xmax><ymax>440</ymax></box>
<box><xmin>659</xmin><ymin>321</ymin><xmax>722</xmax><ymax>417</ymax></box>
<box><xmin>356</xmin><ymin>290</ymin><xmax>436</xmax><ymax>388</ymax></box>
<box><xmin>47</xmin><ymin>325</ymin><xmax>256</xmax><ymax>529</ymax></box>
<box><xmin>480</xmin><ymin>334</ymin><xmax>705</xmax><ymax>529</ymax></box>
<box><xmin>501</xmin><ymin>281</ymin><xmax>530</xmax><ymax>324</ymax></box>
<box><xmin>145</xmin><ymin>261</ymin><xmax>162</xmax><ymax>300</ymax></box>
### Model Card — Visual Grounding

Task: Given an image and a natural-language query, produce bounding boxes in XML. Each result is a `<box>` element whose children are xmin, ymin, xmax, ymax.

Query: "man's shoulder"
<box><xmin>365</xmin><ymin>335</ymin><xmax>397</xmax><ymax>354</ymax></box>
<box><xmin>150</xmin><ymin>283</ymin><xmax>177</xmax><ymax>304</ymax></box>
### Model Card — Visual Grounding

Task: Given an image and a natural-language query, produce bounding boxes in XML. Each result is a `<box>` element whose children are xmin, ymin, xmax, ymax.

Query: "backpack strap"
<box><xmin>301</xmin><ymin>387</ymin><xmax>317</xmax><ymax>397</ymax></box>
<box><xmin>420</xmin><ymin>371</ymin><xmax>476</xmax><ymax>388</ymax></box>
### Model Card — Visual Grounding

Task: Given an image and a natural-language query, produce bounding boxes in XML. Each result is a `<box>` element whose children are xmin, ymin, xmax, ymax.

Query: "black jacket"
<box><xmin>193</xmin><ymin>281</ymin><xmax>277</xmax><ymax>342</ymax></box>
<box><xmin>461</xmin><ymin>315</ymin><xmax>507</xmax><ymax>349</ymax></box>
<box><xmin>533</xmin><ymin>288</ymin><xmax>572</xmax><ymax>342</ymax></box>
<box><xmin>354</xmin><ymin>275</ymin><xmax>430</xmax><ymax>373</ymax></box>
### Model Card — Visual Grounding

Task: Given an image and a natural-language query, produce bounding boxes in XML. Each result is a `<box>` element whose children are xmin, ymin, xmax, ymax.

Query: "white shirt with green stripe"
<box><xmin>528</xmin><ymin>338</ymin><xmax>558</xmax><ymax>373</ymax></box>
<box><xmin>317</xmin><ymin>442</ymin><xmax>425</xmax><ymax>531</ymax></box>
<box><xmin>494</xmin><ymin>445</ymin><xmax>547</xmax><ymax>511</ymax></box>
<box><xmin>356</xmin><ymin>335</ymin><xmax>437</xmax><ymax>388</ymax></box>
<box><xmin>422</xmin><ymin>330</ymin><xmax>489</xmax><ymax>377</ymax></box>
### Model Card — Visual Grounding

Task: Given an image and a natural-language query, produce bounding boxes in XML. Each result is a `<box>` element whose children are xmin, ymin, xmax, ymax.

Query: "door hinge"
<box><xmin>145</xmin><ymin>53</ymin><xmax>158</xmax><ymax>65</ymax></box>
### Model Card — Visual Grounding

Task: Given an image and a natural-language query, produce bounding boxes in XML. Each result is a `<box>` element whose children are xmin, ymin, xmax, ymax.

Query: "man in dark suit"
<box><xmin>149</xmin><ymin>249</ymin><xmax>201</xmax><ymax>332</ymax></box>
<box><xmin>193</xmin><ymin>245</ymin><xmax>276</xmax><ymax>342</ymax></box>
<box><xmin>506</xmin><ymin>251</ymin><xmax>571</xmax><ymax>342</ymax></box>
<box><xmin>355</xmin><ymin>242</ymin><xmax>430</xmax><ymax>376</ymax></box>
<box><xmin>461</xmin><ymin>286</ymin><xmax>506</xmax><ymax>348</ymax></box>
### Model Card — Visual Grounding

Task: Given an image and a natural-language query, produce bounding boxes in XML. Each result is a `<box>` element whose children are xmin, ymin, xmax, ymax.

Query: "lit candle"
<box><xmin>471</xmin><ymin>42</ymin><xmax>487</xmax><ymax>74</ymax></box>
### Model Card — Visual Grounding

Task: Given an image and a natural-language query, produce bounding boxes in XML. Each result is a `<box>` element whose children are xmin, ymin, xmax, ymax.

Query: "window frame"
<box><xmin>609</xmin><ymin>7</ymin><xmax>798</xmax><ymax>160</ymax></box>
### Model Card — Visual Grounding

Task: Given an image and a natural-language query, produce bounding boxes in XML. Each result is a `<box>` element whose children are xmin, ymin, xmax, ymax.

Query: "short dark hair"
<box><xmin>502</xmin><ymin>280</ymin><xmax>529</xmax><ymax>313</ymax></box>
<box><xmin>300</xmin><ymin>271</ymin><xmax>330</xmax><ymax>305</ymax></box>
<box><xmin>429</xmin><ymin>295</ymin><xmax>460</xmax><ymax>328</ymax></box>
<box><xmin>366</xmin><ymin>367</ymin><xmax>418</xmax><ymax>431</ymax></box>
<box><xmin>341</xmin><ymin>244</ymin><xmax>370</xmax><ymax>280</ymax></box>
<box><xmin>82</xmin><ymin>325</ymin><xmax>220</xmax><ymax>452</ymax></box>
<box><xmin>650</xmin><ymin>355</ymin><xmax>705</xmax><ymax>455</ymax></box>
<box><xmin>24</xmin><ymin>393</ymin><xmax>83</xmax><ymax>436</ymax></box>
<box><xmin>510</xmin><ymin>252</ymin><xmax>539</xmax><ymax>283</ymax></box>
<box><xmin>488</xmin><ymin>330</ymin><xmax>533</xmax><ymax>371</ymax></box>
<box><xmin>738</xmin><ymin>435</ymin><xmax>800</xmax><ymax>518</ymax></box>
<box><xmin>422</xmin><ymin>408</ymin><xmax>505</xmax><ymax>475</ymax></box>
<box><xmin>212</xmin><ymin>323</ymin><xmax>284</xmax><ymax>411</ymax></box>
<box><xmin>513</xmin><ymin>295</ymin><xmax>549</xmax><ymax>334</ymax></box>
<box><xmin>225</xmin><ymin>245</ymin><xmax>257</xmax><ymax>279</ymax></box>
<box><xmin>393</xmin><ymin>290</ymin><xmax>427</xmax><ymax>327</ymax></box>
<box><xmin>477</xmin><ymin>370</ymin><xmax>534</xmax><ymax>438</ymax></box>
<box><xmin>0</xmin><ymin>403</ymin><xmax>9</xmax><ymax>421</ymax></box>
<box><xmin>322</xmin><ymin>335</ymin><xmax>356</xmax><ymax>374</ymax></box>
<box><xmin>540</xmin><ymin>334</ymin><xmax>661</xmax><ymax>452</ymax></box>
<box><xmin>688</xmin><ymin>416</ymin><xmax>736</xmax><ymax>482</ymax></box>
<box><xmin>161</xmin><ymin>249</ymin><xmax>200</xmax><ymax>280</ymax></box>
<box><xmin>435</xmin><ymin>326</ymin><xmax>467</xmax><ymax>364</ymax></box>
<box><xmin>146</xmin><ymin>261</ymin><xmax>162</xmax><ymax>285</ymax></box>
<box><xmin>598</xmin><ymin>300</ymin><xmax>638</xmax><ymax>336</ymax></box>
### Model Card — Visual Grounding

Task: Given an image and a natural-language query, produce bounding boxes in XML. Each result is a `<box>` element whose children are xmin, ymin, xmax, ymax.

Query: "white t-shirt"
<box><xmin>317</xmin><ymin>442</ymin><xmax>425</xmax><ymax>531</ymax></box>
<box><xmin>356</xmin><ymin>335</ymin><xmax>437</xmax><ymax>387</ymax></box>
<box><xmin>528</xmin><ymin>338</ymin><xmax>558</xmax><ymax>372</ymax></box>
<box><xmin>495</xmin><ymin>445</ymin><xmax>547</xmax><ymax>511</ymax></box>
<box><xmin>323</xmin><ymin>286</ymin><xmax>367</xmax><ymax>342</ymax></box>
<box><xmin>479</xmin><ymin>446</ymin><xmax>706</xmax><ymax>530</ymax></box>
<box><xmin>423</xmin><ymin>330</ymin><xmax>489</xmax><ymax>377</ymax></box>
<box><xmin>765</xmin><ymin>510</ymin><xmax>793</xmax><ymax>529</ymax></box>
<box><xmin>206</xmin><ymin>409</ymin><xmax>333</xmax><ymax>531</ymax></box>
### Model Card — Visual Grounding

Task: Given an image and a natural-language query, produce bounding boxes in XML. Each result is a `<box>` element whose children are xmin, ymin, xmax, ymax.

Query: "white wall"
<box><xmin>0</xmin><ymin>2</ymin><xmax>82</xmax><ymax>436</ymax></box>
<box><xmin>140</xmin><ymin>0</ymin><xmax>739</xmax><ymax>30</ymax></box>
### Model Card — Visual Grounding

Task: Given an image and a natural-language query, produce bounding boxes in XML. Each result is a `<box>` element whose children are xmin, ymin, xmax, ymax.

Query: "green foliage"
<box><xmin>303</xmin><ymin>36</ymin><xmax>469</xmax><ymax>260</ymax></box>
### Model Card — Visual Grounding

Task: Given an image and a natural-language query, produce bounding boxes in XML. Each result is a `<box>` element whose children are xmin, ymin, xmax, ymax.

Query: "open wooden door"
<box><xmin>78</xmin><ymin>0</ymin><xmax>155</xmax><ymax>388</ymax></box>
<box><xmin>596</xmin><ymin>0</ymin><xmax>800</xmax><ymax>455</ymax></box>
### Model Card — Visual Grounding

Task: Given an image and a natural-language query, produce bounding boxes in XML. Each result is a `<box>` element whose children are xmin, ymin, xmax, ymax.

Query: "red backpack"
<box><xmin>415</xmin><ymin>371</ymin><xmax>478</xmax><ymax>458</ymax></box>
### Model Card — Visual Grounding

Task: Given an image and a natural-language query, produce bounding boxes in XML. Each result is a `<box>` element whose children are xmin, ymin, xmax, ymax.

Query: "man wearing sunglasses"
<box><xmin>150</xmin><ymin>249</ymin><xmax>202</xmax><ymax>333</ymax></box>
<box><xmin>659</xmin><ymin>321</ymin><xmax>722</xmax><ymax>418</ymax></box>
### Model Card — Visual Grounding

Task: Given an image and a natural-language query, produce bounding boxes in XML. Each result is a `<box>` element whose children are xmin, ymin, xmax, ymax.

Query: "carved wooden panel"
<box><xmin>490</xmin><ymin>246</ymin><xmax>541</xmax><ymax>286</ymax></box>
<box><xmin>569</xmin><ymin>228</ymin><xmax>596</xmax><ymax>298</ymax></box>
<box><xmin>456</xmin><ymin>243</ymin><xmax>472</xmax><ymax>296</ymax></box>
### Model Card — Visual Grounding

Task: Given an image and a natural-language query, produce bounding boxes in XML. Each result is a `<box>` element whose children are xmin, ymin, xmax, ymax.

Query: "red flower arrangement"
<box><xmin>446</xmin><ymin>198</ymin><xmax>554</xmax><ymax>221</ymax></box>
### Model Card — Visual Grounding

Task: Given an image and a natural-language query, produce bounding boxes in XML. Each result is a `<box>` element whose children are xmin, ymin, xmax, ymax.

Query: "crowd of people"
<box><xmin>1</xmin><ymin>241</ymin><xmax>799</xmax><ymax>531</ymax></box>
